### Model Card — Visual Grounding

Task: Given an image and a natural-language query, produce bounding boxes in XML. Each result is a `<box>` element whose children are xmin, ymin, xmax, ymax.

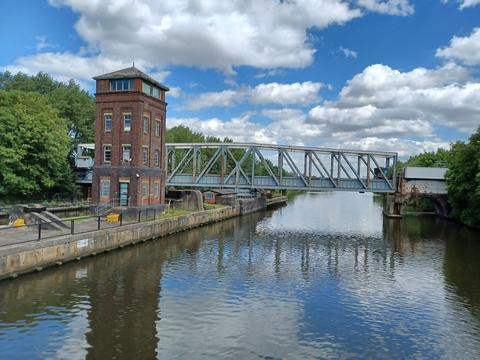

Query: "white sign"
<box><xmin>77</xmin><ymin>239</ymin><xmax>89</xmax><ymax>248</ymax></box>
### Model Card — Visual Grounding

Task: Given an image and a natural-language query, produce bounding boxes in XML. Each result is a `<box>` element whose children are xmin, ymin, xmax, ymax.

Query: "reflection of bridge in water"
<box><xmin>1</xmin><ymin>209</ymin><xmax>479</xmax><ymax>358</ymax></box>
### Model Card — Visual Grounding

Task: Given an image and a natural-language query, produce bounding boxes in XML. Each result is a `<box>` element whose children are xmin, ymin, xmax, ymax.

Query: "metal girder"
<box><xmin>165</xmin><ymin>143</ymin><xmax>398</xmax><ymax>193</ymax></box>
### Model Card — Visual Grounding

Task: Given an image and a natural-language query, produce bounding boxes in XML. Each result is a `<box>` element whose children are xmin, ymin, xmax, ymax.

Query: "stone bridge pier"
<box><xmin>383</xmin><ymin>166</ymin><xmax>449</xmax><ymax>219</ymax></box>
<box><xmin>383</xmin><ymin>193</ymin><xmax>450</xmax><ymax>218</ymax></box>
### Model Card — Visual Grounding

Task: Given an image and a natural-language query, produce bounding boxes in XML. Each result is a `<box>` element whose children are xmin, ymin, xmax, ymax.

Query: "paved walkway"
<box><xmin>0</xmin><ymin>217</ymin><xmax>145</xmax><ymax>247</ymax></box>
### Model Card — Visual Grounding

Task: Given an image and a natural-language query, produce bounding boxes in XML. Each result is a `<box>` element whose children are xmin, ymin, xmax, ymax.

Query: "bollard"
<box><xmin>71</xmin><ymin>219</ymin><xmax>74</xmax><ymax>235</ymax></box>
<box><xmin>97</xmin><ymin>216</ymin><xmax>101</xmax><ymax>230</ymax></box>
<box><xmin>138</xmin><ymin>211</ymin><xmax>141</xmax><ymax>223</ymax></box>
<box><xmin>120</xmin><ymin>213</ymin><xmax>123</xmax><ymax>226</ymax></box>
<box><xmin>38</xmin><ymin>223</ymin><xmax>42</xmax><ymax>240</ymax></box>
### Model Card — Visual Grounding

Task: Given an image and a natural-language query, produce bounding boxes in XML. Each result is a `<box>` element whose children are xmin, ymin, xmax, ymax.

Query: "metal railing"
<box><xmin>0</xmin><ymin>208</ymin><xmax>162</xmax><ymax>248</ymax></box>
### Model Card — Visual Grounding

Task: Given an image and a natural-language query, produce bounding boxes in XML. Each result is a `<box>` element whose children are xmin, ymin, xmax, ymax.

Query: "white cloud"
<box><xmin>169</xmin><ymin>115</ymin><xmax>275</xmax><ymax>143</ymax></box>
<box><xmin>459</xmin><ymin>0</ymin><xmax>480</xmax><ymax>9</ymax></box>
<box><xmin>185</xmin><ymin>82</ymin><xmax>323</xmax><ymax>110</ymax></box>
<box><xmin>322</xmin><ymin>62</ymin><xmax>479</xmax><ymax>133</ymax></box>
<box><xmin>2</xmin><ymin>52</ymin><xmax>169</xmax><ymax>88</ymax></box>
<box><xmin>168</xmin><ymin>86</ymin><xmax>182</xmax><ymax>98</ymax></box>
<box><xmin>436</xmin><ymin>27</ymin><xmax>480</xmax><ymax>65</ymax></box>
<box><xmin>185</xmin><ymin>90</ymin><xmax>240</xmax><ymax>110</ymax></box>
<box><xmin>35</xmin><ymin>35</ymin><xmax>57</xmax><ymax>51</ymax></box>
<box><xmin>335</xmin><ymin>137</ymin><xmax>450</xmax><ymax>158</ymax></box>
<box><xmin>356</xmin><ymin>0</ymin><xmax>414</xmax><ymax>15</ymax></box>
<box><xmin>171</xmin><ymin>62</ymin><xmax>477</xmax><ymax>157</ymax></box>
<box><xmin>46</xmin><ymin>0</ymin><xmax>363</xmax><ymax>73</ymax></box>
<box><xmin>339</xmin><ymin>46</ymin><xmax>358</xmax><ymax>58</ymax></box>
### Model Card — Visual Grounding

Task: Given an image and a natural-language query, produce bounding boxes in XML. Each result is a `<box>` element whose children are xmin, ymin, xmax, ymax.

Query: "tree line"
<box><xmin>0</xmin><ymin>72</ymin><xmax>478</xmax><ymax>226</ymax></box>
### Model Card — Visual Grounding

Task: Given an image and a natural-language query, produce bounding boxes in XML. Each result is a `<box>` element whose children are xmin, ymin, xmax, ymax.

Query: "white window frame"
<box><xmin>100</xmin><ymin>179</ymin><xmax>110</xmax><ymax>198</ymax></box>
<box><xmin>142</xmin><ymin>146</ymin><xmax>149</xmax><ymax>165</ymax></box>
<box><xmin>154</xmin><ymin>183</ymin><xmax>160</xmax><ymax>198</ymax></box>
<box><xmin>103</xmin><ymin>145</ymin><xmax>112</xmax><ymax>163</ymax></box>
<box><xmin>104</xmin><ymin>114</ymin><xmax>112</xmax><ymax>132</ymax></box>
<box><xmin>142</xmin><ymin>182</ymin><xmax>149</xmax><ymax>198</ymax></box>
<box><xmin>154</xmin><ymin>149</ymin><xmax>160</xmax><ymax>166</ymax></box>
<box><xmin>123</xmin><ymin>113</ymin><xmax>131</xmax><ymax>132</ymax></box>
<box><xmin>143</xmin><ymin>116</ymin><xmax>149</xmax><ymax>134</ymax></box>
<box><xmin>122</xmin><ymin>144</ymin><xmax>131</xmax><ymax>163</ymax></box>
<box><xmin>155</xmin><ymin>120</ymin><xmax>161</xmax><ymax>137</ymax></box>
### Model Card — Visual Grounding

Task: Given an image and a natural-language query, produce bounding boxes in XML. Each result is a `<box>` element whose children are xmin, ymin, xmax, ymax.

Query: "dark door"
<box><xmin>119</xmin><ymin>182</ymin><xmax>129</xmax><ymax>206</ymax></box>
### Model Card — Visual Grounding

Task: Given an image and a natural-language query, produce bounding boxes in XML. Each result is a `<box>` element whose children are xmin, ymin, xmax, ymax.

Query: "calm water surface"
<box><xmin>1</xmin><ymin>192</ymin><xmax>480</xmax><ymax>359</ymax></box>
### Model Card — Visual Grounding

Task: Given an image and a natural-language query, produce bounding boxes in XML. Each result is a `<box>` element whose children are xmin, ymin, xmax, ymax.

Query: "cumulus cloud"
<box><xmin>185</xmin><ymin>82</ymin><xmax>323</xmax><ymax>110</ymax></box>
<box><xmin>2</xmin><ymin>52</ymin><xmax>169</xmax><ymax>86</ymax></box>
<box><xmin>356</xmin><ymin>0</ymin><xmax>414</xmax><ymax>15</ymax></box>
<box><xmin>172</xmin><ymin>62</ymin><xmax>477</xmax><ymax>157</ymax></box>
<box><xmin>436</xmin><ymin>27</ymin><xmax>480</xmax><ymax>66</ymax></box>
<box><xmin>322</xmin><ymin>62</ymin><xmax>479</xmax><ymax>133</ymax></box>
<box><xmin>45</xmin><ymin>0</ymin><xmax>364</xmax><ymax>73</ymax></box>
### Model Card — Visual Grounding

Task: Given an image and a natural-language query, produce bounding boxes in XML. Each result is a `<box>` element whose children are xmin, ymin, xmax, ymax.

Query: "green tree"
<box><xmin>0</xmin><ymin>90</ymin><xmax>73</xmax><ymax>200</ymax></box>
<box><xmin>0</xmin><ymin>71</ymin><xmax>95</xmax><ymax>146</ymax></box>
<box><xmin>446</xmin><ymin>128</ymin><xmax>480</xmax><ymax>227</ymax></box>
<box><xmin>406</xmin><ymin>148</ymin><xmax>451</xmax><ymax>167</ymax></box>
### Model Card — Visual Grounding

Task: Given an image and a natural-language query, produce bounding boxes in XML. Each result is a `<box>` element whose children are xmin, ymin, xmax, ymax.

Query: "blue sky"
<box><xmin>1</xmin><ymin>0</ymin><xmax>479</xmax><ymax>157</ymax></box>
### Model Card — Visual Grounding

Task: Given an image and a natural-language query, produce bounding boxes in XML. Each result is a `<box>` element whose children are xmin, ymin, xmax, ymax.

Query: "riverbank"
<box><xmin>0</xmin><ymin>196</ymin><xmax>287</xmax><ymax>281</ymax></box>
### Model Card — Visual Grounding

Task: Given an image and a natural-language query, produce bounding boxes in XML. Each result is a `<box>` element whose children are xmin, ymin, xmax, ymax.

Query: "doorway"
<box><xmin>119</xmin><ymin>182</ymin><xmax>129</xmax><ymax>206</ymax></box>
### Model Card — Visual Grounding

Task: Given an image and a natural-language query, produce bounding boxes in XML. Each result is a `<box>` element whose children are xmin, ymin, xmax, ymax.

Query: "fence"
<box><xmin>0</xmin><ymin>208</ymin><xmax>163</xmax><ymax>248</ymax></box>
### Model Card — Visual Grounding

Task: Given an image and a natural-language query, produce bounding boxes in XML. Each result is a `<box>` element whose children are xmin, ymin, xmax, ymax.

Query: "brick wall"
<box><xmin>92</xmin><ymin>82</ymin><xmax>167</xmax><ymax>207</ymax></box>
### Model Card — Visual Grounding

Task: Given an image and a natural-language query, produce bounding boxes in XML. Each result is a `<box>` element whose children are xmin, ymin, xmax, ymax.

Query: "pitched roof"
<box><xmin>93</xmin><ymin>66</ymin><xmax>169</xmax><ymax>91</ymax></box>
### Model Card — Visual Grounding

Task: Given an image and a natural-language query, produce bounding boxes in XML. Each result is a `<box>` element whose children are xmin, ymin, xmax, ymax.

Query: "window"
<box><xmin>110</xmin><ymin>79</ymin><xmax>134</xmax><ymax>91</ymax></box>
<box><xmin>142</xmin><ymin>146</ymin><xmax>149</xmax><ymax>165</ymax></box>
<box><xmin>143</xmin><ymin>116</ymin><xmax>149</xmax><ymax>134</ymax></box>
<box><xmin>142</xmin><ymin>81</ymin><xmax>160</xmax><ymax>98</ymax></box>
<box><xmin>155</xmin><ymin>120</ymin><xmax>161</xmax><ymax>137</ymax></box>
<box><xmin>142</xmin><ymin>182</ymin><xmax>149</xmax><ymax>198</ymax></box>
<box><xmin>122</xmin><ymin>145</ymin><xmax>131</xmax><ymax>162</ymax></box>
<box><xmin>154</xmin><ymin>149</ymin><xmax>160</xmax><ymax>166</ymax></box>
<box><xmin>204</xmin><ymin>192</ymin><xmax>214</xmax><ymax>200</ymax></box>
<box><xmin>103</xmin><ymin>145</ymin><xmax>112</xmax><ymax>163</ymax></box>
<box><xmin>154</xmin><ymin>183</ymin><xmax>160</xmax><ymax>198</ymax></box>
<box><xmin>123</xmin><ymin>113</ymin><xmax>131</xmax><ymax>132</ymax></box>
<box><xmin>104</xmin><ymin>114</ymin><xmax>112</xmax><ymax>132</ymax></box>
<box><xmin>100</xmin><ymin>179</ymin><xmax>110</xmax><ymax>198</ymax></box>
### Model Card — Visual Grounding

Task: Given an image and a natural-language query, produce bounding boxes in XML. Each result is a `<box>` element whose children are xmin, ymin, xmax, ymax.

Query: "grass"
<box><xmin>160</xmin><ymin>208</ymin><xmax>193</xmax><ymax>218</ymax></box>
<box><xmin>203</xmin><ymin>203</ymin><xmax>227</xmax><ymax>210</ymax></box>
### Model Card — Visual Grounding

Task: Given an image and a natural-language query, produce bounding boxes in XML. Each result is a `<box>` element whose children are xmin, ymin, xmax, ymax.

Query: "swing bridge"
<box><xmin>165</xmin><ymin>143</ymin><xmax>398</xmax><ymax>193</ymax></box>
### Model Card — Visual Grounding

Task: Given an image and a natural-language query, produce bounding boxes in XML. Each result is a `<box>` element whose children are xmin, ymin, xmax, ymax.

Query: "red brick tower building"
<box><xmin>91</xmin><ymin>66</ymin><xmax>169</xmax><ymax>209</ymax></box>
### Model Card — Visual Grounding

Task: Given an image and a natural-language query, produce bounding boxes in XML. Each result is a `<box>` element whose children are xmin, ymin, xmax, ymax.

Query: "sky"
<box><xmin>0</xmin><ymin>0</ymin><xmax>479</xmax><ymax>158</ymax></box>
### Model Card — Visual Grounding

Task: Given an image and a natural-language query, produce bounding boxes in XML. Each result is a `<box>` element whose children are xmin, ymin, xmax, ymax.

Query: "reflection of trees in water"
<box><xmin>1</xmin><ymin>208</ymin><xmax>480</xmax><ymax>357</ymax></box>
<box><xmin>442</xmin><ymin>225</ymin><xmax>480</xmax><ymax>319</ymax></box>
<box><xmin>384</xmin><ymin>215</ymin><xmax>480</xmax><ymax>320</ymax></box>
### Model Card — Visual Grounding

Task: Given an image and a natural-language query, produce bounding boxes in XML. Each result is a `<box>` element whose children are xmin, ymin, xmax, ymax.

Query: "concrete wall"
<box><xmin>0</xmin><ymin>196</ymin><xmax>286</xmax><ymax>281</ymax></box>
<box><xmin>0</xmin><ymin>207</ymin><xmax>239</xmax><ymax>281</ymax></box>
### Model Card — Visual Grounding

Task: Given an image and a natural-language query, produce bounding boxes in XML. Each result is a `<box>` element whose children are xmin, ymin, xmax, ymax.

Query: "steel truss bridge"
<box><xmin>166</xmin><ymin>143</ymin><xmax>398</xmax><ymax>193</ymax></box>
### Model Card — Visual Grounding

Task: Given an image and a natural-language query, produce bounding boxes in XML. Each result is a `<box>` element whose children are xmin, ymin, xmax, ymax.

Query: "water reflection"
<box><xmin>0</xmin><ymin>192</ymin><xmax>479</xmax><ymax>359</ymax></box>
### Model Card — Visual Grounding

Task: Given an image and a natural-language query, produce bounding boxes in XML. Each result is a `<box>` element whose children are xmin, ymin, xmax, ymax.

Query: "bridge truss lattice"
<box><xmin>166</xmin><ymin>143</ymin><xmax>398</xmax><ymax>193</ymax></box>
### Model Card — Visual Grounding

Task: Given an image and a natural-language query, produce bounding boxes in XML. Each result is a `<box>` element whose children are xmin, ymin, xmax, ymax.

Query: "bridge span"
<box><xmin>166</xmin><ymin>143</ymin><xmax>398</xmax><ymax>193</ymax></box>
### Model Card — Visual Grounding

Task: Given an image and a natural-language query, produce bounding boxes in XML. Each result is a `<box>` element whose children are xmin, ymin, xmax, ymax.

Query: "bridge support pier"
<box><xmin>383</xmin><ymin>193</ymin><xmax>402</xmax><ymax>218</ymax></box>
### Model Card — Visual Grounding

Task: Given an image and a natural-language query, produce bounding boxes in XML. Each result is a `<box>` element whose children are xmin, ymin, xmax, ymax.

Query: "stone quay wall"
<box><xmin>0</xmin><ymin>197</ymin><xmax>286</xmax><ymax>281</ymax></box>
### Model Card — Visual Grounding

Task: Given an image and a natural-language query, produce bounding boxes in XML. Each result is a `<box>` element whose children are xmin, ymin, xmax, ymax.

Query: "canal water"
<box><xmin>1</xmin><ymin>192</ymin><xmax>480</xmax><ymax>359</ymax></box>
